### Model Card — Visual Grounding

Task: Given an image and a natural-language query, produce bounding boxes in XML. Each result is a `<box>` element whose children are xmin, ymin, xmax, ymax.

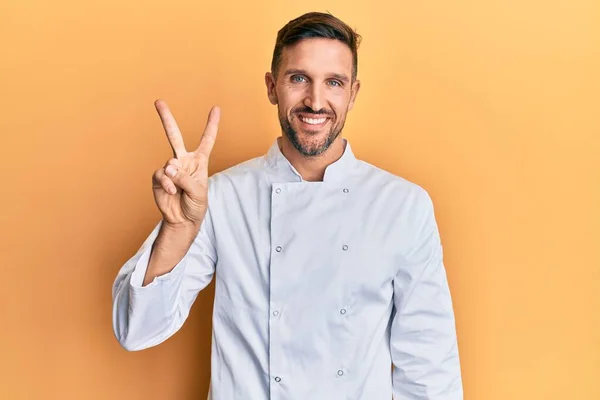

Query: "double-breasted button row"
<box><xmin>273</xmin><ymin>187</ymin><xmax>349</xmax><ymax>194</ymax></box>
<box><xmin>274</xmin><ymin>244</ymin><xmax>349</xmax><ymax>253</ymax></box>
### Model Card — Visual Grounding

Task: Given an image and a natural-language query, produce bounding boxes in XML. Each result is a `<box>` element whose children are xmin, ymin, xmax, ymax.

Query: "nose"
<box><xmin>303</xmin><ymin>83</ymin><xmax>326</xmax><ymax>112</ymax></box>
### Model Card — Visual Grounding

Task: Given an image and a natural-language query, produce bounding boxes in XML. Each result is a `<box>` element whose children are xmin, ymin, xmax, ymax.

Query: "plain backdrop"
<box><xmin>1</xmin><ymin>0</ymin><xmax>599</xmax><ymax>399</ymax></box>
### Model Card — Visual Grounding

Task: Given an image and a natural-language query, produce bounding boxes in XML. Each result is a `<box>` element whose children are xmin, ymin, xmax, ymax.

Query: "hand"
<box><xmin>151</xmin><ymin>99</ymin><xmax>220</xmax><ymax>229</ymax></box>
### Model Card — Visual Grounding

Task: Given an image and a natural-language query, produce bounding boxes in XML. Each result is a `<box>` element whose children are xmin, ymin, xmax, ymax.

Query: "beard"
<box><xmin>278</xmin><ymin>106</ymin><xmax>347</xmax><ymax>157</ymax></box>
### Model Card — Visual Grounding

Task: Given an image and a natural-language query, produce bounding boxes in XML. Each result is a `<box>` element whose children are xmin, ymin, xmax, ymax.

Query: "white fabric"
<box><xmin>112</xmin><ymin>137</ymin><xmax>463</xmax><ymax>399</ymax></box>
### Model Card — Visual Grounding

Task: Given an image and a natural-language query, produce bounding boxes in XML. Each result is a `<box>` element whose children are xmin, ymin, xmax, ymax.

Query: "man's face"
<box><xmin>265</xmin><ymin>38</ymin><xmax>361</xmax><ymax>157</ymax></box>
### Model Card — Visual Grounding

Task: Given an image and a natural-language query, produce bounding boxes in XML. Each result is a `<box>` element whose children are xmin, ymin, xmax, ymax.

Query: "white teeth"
<box><xmin>300</xmin><ymin>116</ymin><xmax>327</xmax><ymax>125</ymax></box>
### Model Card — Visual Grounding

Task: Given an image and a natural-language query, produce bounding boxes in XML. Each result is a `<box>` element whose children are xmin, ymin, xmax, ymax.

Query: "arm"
<box><xmin>391</xmin><ymin>189</ymin><xmax>463</xmax><ymax>399</ymax></box>
<box><xmin>142</xmin><ymin>220</ymin><xmax>200</xmax><ymax>287</ymax></box>
<box><xmin>111</xmin><ymin>207</ymin><xmax>217</xmax><ymax>351</ymax></box>
<box><xmin>111</xmin><ymin>100</ymin><xmax>220</xmax><ymax>351</ymax></box>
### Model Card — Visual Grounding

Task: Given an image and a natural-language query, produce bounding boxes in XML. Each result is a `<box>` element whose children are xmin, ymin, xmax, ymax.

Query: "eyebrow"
<box><xmin>283</xmin><ymin>69</ymin><xmax>350</xmax><ymax>84</ymax></box>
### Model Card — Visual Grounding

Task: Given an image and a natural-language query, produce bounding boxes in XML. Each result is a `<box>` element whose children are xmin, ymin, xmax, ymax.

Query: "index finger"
<box><xmin>154</xmin><ymin>99</ymin><xmax>187</xmax><ymax>158</ymax></box>
<box><xmin>195</xmin><ymin>105</ymin><xmax>220</xmax><ymax>158</ymax></box>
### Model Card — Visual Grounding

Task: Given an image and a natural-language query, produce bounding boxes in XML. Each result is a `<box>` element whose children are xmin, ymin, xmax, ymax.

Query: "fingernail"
<box><xmin>166</xmin><ymin>166</ymin><xmax>177</xmax><ymax>177</ymax></box>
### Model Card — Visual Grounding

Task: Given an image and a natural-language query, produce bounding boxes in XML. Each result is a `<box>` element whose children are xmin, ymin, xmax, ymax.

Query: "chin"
<box><xmin>298</xmin><ymin>136</ymin><xmax>334</xmax><ymax>157</ymax></box>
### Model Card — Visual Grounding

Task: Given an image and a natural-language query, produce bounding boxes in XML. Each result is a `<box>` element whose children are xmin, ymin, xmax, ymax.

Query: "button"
<box><xmin>340</xmin><ymin>308</ymin><xmax>347</xmax><ymax>315</ymax></box>
<box><xmin>343</xmin><ymin>188</ymin><xmax>349</xmax><ymax>193</ymax></box>
<box><xmin>276</xmin><ymin>188</ymin><xmax>282</xmax><ymax>194</ymax></box>
<box><xmin>273</xmin><ymin>310</ymin><xmax>279</xmax><ymax>316</ymax></box>
<box><xmin>342</xmin><ymin>245</ymin><xmax>348</xmax><ymax>251</ymax></box>
<box><xmin>337</xmin><ymin>370</ymin><xmax>344</xmax><ymax>376</ymax></box>
<box><xmin>276</xmin><ymin>246</ymin><xmax>282</xmax><ymax>252</ymax></box>
<box><xmin>274</xmin><ymin>376</ymin><xmax>282</xmax><ymax>382</ymax></box>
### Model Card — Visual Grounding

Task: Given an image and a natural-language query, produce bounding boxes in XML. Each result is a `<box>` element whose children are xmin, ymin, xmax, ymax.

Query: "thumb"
<box><xmin>165</xmin><ymin>165</ymin><xmax>199</xmax><ymax>196</ymax></box>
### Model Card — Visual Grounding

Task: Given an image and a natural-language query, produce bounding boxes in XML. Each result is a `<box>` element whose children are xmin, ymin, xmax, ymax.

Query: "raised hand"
<box><xmin>151</xmin><ymin>99</ymin><xmax>220</xmax><ymax>229</ymax></box>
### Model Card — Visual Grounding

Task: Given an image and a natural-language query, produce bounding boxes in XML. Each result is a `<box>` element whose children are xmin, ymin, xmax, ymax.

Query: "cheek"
<box><xmin>278</xmin><ymin>85</ymin><xmax>304</xmax><ymax>101</ymax></box>
<box><xmin>277</xmin><ymin>94</ymin><xmax>301</xmax><ymax>115</ymax></box>
<box><xmin>331</xmin><ymin>104</ymin><xmax>346</xmax><ymax>119</ymax></box>
<box><xmin>330</xmin><ymin>92</ymin><xmax>351</xmax><ymax>113</ymax></box>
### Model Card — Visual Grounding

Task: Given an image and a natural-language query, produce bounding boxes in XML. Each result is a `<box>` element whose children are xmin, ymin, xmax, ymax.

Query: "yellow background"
<box><xmin>1</xmin><ymin>0</ymin><xmax>599</xmax><ymax>399</ymax></box>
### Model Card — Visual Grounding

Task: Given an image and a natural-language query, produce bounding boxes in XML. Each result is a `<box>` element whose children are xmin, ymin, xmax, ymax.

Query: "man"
<box><xmin>112</xmin><ymin>11</ymin><xmax>463</xmax><ymax>400</ymax></box>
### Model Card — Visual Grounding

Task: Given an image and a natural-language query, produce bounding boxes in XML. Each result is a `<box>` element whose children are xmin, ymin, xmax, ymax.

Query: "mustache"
<box><xmin>294</xmin><ymin>107</ymin><xmax>333</xmax><ymax>117</ymax></box>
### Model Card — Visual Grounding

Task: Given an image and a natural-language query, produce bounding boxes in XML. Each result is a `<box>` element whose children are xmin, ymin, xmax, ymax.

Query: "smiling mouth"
<box><xmin>297</xmin><ymin>114</ymin><xmax>330</xmax><ymax>129</ymax></box>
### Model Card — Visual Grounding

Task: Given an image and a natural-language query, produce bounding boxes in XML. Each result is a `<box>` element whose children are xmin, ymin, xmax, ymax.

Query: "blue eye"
<box><xmin>329</xmin><ymin>80</ymin><xmax>341</xmax><ymax>87</ymax></box>
<box><xmin>291</xmin><ymin>76</ymin><xmax>306</xmax><ymax>83</ymax></box>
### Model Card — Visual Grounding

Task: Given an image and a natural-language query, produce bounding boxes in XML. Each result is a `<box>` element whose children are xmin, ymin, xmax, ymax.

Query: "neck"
<box><xmin>279</xmin><ymin>135</ymin><xmax>345</xmax><ymax>182</ymax></box>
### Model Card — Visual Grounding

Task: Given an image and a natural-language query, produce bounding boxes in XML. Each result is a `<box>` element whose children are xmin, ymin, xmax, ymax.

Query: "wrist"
<box><xmin>161</xmin><ymin>219</ymin><xmax>201</xmax><ymax>234</ymax></box>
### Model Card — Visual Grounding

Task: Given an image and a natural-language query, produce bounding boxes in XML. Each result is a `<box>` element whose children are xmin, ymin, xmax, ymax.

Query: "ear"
<box><xmin>265</xmin><ymin>72</ymin><xmax>278</xmax><ymax>105</ymax></box>
<box><xmin>347</xmin><ymin>79</ymin><xmax>361</xmax><ymax>112</ymax></box>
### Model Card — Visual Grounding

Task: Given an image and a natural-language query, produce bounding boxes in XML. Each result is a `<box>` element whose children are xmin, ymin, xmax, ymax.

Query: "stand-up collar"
<box><xmin>265</xmin><ymin>136</ymin><xmax>358</xmax><ymax>182</ymax></box>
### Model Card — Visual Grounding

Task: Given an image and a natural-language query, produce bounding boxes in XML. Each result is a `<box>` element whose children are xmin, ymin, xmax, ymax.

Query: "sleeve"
<box><xmin>111</xmin><ymin>205</ymin><xmax>218</xmax><ymax>351</ymax></box>
<box><xmin>391</xmin><ymin>188</ymin><xmax>463</xmax><ymax>399</ymax></box>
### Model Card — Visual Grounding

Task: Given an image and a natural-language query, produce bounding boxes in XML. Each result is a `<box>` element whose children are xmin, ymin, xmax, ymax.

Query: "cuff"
<box><xmin>129</xmin><ymin>245</ymin><xmax>188</xmax><ymax>292</ymax></box>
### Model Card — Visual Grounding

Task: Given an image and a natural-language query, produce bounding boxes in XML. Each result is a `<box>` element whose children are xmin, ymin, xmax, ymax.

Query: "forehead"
<box><xmin>279</xmin><ymin>38</ymin><xmax>353</xmax><ymax>75</ymax></box>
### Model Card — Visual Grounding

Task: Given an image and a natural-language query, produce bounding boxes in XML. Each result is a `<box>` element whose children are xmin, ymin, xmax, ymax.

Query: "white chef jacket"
<box><xmin>112</xmin><ymin>137</ymin><xmax>463</xmax><ymax>400</ymax></box>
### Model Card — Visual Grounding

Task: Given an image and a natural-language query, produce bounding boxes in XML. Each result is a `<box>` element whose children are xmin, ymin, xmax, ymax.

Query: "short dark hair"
<box><xmin>271</xmin><ymin>11</ymin><xmax>362</xmax><ymax>82</ymax></box>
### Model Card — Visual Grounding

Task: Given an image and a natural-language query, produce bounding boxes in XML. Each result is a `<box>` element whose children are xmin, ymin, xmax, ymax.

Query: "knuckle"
<box><xmin>165</xmin><ymin>158</ymin><xmax>181</xmax><ymax>168</ymax></box>
<box><xmin>159</xmin><ymin>173</ymin><xmax>170</xmax><ymax>183</ymax></box>
<box><xmin>161</xmin><ymin>177</ymin><xmax>174</xmax><ymax>190</ymax></box>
